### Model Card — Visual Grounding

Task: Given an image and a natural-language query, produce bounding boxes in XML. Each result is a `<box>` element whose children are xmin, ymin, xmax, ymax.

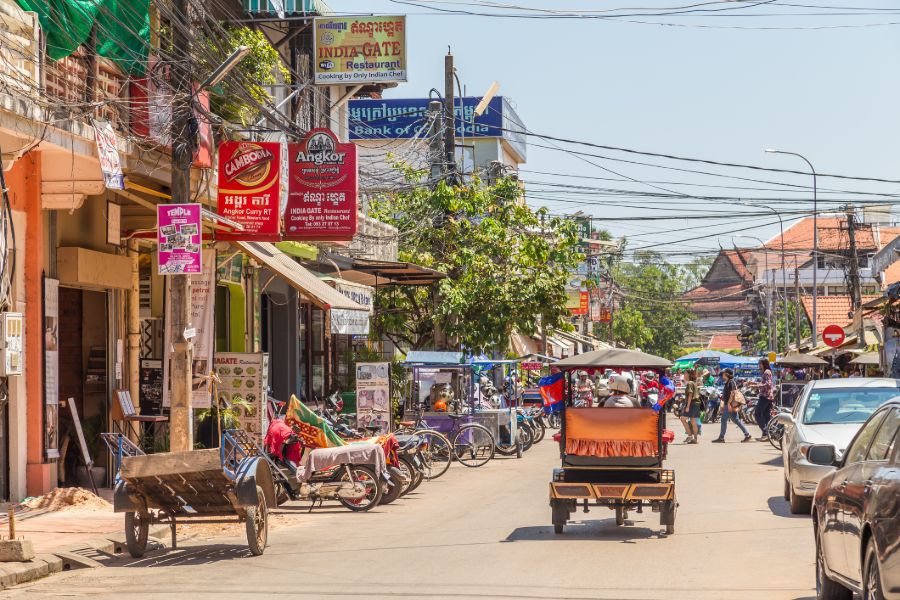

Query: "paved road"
<box><xmin>11</xmin><ymin>428</ymin><xmax>816</xmax><ymax>600</ymax></box>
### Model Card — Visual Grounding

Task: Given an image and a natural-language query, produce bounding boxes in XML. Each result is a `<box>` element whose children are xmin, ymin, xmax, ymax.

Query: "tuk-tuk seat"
<box><xmin>563</xmin><ymin>408</ymin><xmax>659</xmax><ymax>467</ymax></box>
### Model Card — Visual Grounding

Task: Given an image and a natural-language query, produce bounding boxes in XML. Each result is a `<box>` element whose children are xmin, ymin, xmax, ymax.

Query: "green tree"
<box><xmin>753</xmin><ymin>300</ymin><xmax>811</xmax><ymax>353</ymax></box>
<box><xmin>368</xmin><ymin>172</ymin><xmax>583</xmax><ymax>353</ymax></box>
<box><xmin>612</xmin><ymin>251</ymin><xmax>695</xmax><ymax>359</ymax></box>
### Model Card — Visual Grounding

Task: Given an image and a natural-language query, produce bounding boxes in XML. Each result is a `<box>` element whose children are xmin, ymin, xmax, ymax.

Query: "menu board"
<box><xmin>356</xmin><ymin>362</ymin><xmax>390</xmax><ymax>433</ymax></box>
<box><xmin>215</xmin><ymin>352</ymin><xmax>268</xmax><ymax>442</ymax></box>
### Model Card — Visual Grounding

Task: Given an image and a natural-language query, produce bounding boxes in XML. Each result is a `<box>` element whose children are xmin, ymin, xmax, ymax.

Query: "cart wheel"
<box><xmin>245</xmin><ymin>485</ymin><xmax>268</xmax><ymax>556</ymax></box>
<box><xmin>125</xmin><ymin>511</ymin><xmax>150</xmax><ymax>558</ymax></box>
<box><xmin>615</xmin><ymin>506</ymin><xmax>625</xmax><ymax>527</ymax></box>
<box><xmin>551</xmin><ymin>500</ymin><xmax>567</xmax><ymax>535</ymax></box>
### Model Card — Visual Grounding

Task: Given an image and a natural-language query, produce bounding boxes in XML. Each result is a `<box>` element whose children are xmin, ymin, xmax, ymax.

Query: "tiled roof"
<box><xmin>684</xmin><ymin>282</ymin><xmax>747</xmax><ymax>300</ymax></box>
<box><xmin>765</xmin><ymin>217</ymin><xmax>898</xmax><ymax>253</ymax></box>
<box><xmin>800</xmin><ymin>295</ymin><xmax>879</xmax><ymax>337</ymax></box>
<box><xmin>707</xmin><ymin>334</ymin><xmax>742</xmax><ymax>351</ymax></box>
<box><xmin>724</xmin><ymin>249</ymin><xmax>753</xmax><ymax>283</ymax></box>
<box><xmin>882</xmin><ymin>261</ymin><xmax>900</xmax><ymax>288</ymax></box>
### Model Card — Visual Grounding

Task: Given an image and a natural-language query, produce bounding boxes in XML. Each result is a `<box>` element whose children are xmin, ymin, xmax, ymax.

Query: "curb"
<box><xmin>0</xmin><ymin>525</ymin><xmax>170</xmax><ymax>590</ymax></box>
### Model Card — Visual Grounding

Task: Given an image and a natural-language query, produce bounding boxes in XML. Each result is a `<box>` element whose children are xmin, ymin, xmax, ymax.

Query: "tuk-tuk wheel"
<box><xmin>516</xmin><ymin>439</ymin><xmax>523</xmax><ymax>459</ymax></box>
<box><xmin>551</xmin><ymin>500</ymin><xmax>567</xmax><ymax>535</ymax></box>
<box><xmin>662</xmin><ymin>498</ymin><xmax>676</xmax><ymax>535</ymax></box>
<box><xmin>125</xmin><ymin>511</ymin><xmax>150</xmax><ymax>558</ymax></box>
<box><xmin>615</xmin><ymin>506</ymin><xmax>625</xmax><ymax>527</ymax></box>
<box><xmin>245</xmin><ymin>485</ymin><xmax>268</xmax><ymax>556</ymax></box>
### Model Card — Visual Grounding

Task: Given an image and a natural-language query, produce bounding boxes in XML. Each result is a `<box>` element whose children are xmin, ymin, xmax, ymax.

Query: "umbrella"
<box><xmin>776</xmin><ymin>351</ymin><xmax>828</xmax><ymax>367</ymax></box>
<box><xmin>554</xmin><ymin>347</ymin><xmax>672</xmax><ymax>369</ymax></box>
<box><xmin>850</xmin><ymin>352</ymin><xmax>880</xmax><ymax>366</ymax></box>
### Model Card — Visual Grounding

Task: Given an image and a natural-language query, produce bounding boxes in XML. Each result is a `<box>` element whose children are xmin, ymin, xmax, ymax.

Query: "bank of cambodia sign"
<box><xmin>313</xmin><ymin>15</ymin><xmax>407</xmax><ymax>84</ymax></box>
<box><xmin>216</xmin><ymin>141</ymin><xmax>281</xmax><ymax>241</ymax></box>
<box><xmin>285</xmin><ymin>128</ymin><xmax>358</xmax><ymax>241</ymax></box>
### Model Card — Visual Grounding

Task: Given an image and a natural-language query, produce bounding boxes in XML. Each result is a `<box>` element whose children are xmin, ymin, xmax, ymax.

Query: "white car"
<box><xmin>775</xmin><ymin>377</ymin><xmax>900</xmax><ymax>514</ymax></box>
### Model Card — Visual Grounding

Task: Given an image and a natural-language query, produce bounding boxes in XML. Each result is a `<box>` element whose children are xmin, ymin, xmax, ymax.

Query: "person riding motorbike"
<box><xmin>575</xmin><ymin>371</ymin><xmax>596</xmax><ymax>407</ymax></box>
<box><xmin>603</xmin><ymin>374</ymin><xmax>641</xmax><ymax>408</ymax></box>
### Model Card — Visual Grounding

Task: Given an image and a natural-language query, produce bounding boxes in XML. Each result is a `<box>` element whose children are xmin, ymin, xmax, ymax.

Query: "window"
<box><xmin>866</xmin><ymin>409</ymin><xmax>900</xmax><ymax>461</ymax></box>
<box><xmin>802</xmin><ymin>386</ymin><xmax>900</xmax><ymax>425</ymax></box>
<box><xmin>845</xmin><ymin>411</ymin><xmax>888</xmax><ymax>464</ymax></box>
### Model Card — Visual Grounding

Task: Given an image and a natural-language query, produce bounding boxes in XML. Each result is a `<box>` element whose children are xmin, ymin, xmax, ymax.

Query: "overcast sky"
<box><xmin>330</xmin><ymin>1</ymin><xmax>900</xmax><ymax>261</ymax></box>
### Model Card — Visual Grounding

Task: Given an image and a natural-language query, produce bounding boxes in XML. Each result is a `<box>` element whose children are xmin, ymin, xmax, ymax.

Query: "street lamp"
<box><xmin>198</xmin><ymin>45</ymin><xmax>251</xmax><ymax>92</ymax></box>
<box><xmin>766</xmin><ymin>149</ymin><xmax>818</xmax><ymax>346</ymax></box>
<box><xmin>735</xmin><ymin>235</ymin><xmax>773</xmax><ymax>352</ymax></box>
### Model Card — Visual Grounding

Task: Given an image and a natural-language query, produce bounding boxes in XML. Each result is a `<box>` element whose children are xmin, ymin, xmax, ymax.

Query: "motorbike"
<box><xmin>700</xmin><ymin>385</ymin><xmax>721</xmax><ymax>423</ymax></box>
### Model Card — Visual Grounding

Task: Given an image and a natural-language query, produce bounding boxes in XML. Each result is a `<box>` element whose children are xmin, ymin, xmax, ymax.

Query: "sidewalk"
<box><xmin>0</xmin><ymin>488</ymin><xmax>167</xmax><ymax>589</ymax></box>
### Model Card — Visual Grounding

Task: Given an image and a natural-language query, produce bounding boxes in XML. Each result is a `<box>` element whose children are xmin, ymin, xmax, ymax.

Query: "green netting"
<box><xmin>16</xmin><ymin>0</ymin><xmax>150</xmax><ymax>75</ymax></box>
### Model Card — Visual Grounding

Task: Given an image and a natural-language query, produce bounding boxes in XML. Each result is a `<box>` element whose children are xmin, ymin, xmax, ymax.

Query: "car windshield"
<box><xmin>803</xmin><ymin>387</ymin><xmax>900</xmax><ymax>425</ymax></box>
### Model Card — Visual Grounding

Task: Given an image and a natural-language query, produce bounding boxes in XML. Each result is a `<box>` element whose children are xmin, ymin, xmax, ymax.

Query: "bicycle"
<box><xmin>397</xmin><ymin>407</ymin><xmax>495</xmax><ymax>471</ymax></box>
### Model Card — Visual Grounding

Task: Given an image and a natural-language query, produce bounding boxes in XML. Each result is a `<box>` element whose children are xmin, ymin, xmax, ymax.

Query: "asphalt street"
<box><xmin>9</xmin><ymin>426</ymin><xmax>817</xmax><ymax>600</ymax></box>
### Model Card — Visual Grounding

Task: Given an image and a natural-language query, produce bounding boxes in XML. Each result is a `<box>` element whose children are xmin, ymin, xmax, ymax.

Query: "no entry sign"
<box><xmin>822</xmin><ymin>324</ymin><xmax>846</xmax><ymax>348</ymax></box>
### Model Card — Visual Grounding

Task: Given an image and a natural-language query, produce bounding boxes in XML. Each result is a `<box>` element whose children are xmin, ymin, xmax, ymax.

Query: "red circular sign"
<box><xmin>822</xmin><ymin>324</ymin><xmax>846</xmax><ymax>348</ymax></box>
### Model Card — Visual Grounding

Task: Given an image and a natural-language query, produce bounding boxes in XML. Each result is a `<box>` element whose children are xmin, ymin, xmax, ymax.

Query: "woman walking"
<box><xmin>711</xmin><ymin>368</ymin><xmax>752</xmax><ymax>443</ymax></box>
<box><xmin>754</xmin><ymin>358</ymin><xmax>774</xmax><ymax>442</ymax></box>
<box><xmin>679</xmin><ymin>369</ymin><xmax>701</xmax><ymax>444</ymax></box>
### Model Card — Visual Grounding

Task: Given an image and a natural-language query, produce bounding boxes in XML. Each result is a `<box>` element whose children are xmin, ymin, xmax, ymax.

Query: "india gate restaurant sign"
<box><xmin>285</xmin><ymin>129</ymin><xmax>358</xmax><ymax>241</ymax></box>
<box><xmin>216</xmin><ymin>141</ymin><xmax>281</xmax><ymax>241</ymax></box>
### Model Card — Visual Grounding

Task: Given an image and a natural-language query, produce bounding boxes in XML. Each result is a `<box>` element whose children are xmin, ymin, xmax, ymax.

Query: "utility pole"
<box><xmin>444</xmin><ymin>51</ymin><xmax>457</xmax><ymax>185</ymax></box>
<box><xmin>427</xmin><ymin>100</ymin><xmax>444</xmax><ymax>184</ymax></box>
<box><xmin>795</xmin><ymin>266</ymin><xmax>802</xmax><ymax>349</ymax></box>
<box><xmin>846</xmin><ymin>206</ymin><xmax>864</xmax><ymax>347</ymax></box>
<box><xmin>168</xmin><ymin>0</ymin><xmax>195</xmax><ymax>452</ymax></box>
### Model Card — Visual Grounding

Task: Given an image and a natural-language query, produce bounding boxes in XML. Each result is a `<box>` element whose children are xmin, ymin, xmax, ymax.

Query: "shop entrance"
<box><xmin>57</xmin><ymin>287</ymin><xmax>109</xmax><ymax>487</ymax></box>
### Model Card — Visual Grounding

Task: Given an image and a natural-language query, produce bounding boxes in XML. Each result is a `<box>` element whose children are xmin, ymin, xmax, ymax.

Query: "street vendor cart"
<box><xmin>549</xmin><ymin>348</ymin><xmax>677</xmax><ymax>536</ymax></box>
<box><xmin>113</xmin><ymin>429</ymin><xmax>276</xmax><ymax>557</ymax></box>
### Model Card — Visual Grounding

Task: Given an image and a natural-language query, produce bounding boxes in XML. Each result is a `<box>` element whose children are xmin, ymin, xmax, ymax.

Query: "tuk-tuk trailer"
<box><xmin>548</xmin><ymin>348</ymin><xmax>677</xmax><ymax>536</ymax></box>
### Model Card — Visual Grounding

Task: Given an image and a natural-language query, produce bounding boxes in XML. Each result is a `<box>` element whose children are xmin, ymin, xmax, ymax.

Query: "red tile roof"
<box><xmin>800</xmin><ymin>295</ymin><xmax>879</xmax><ymax>338</ymax></box>
<box><xmin>707</xmin><ymin>334</ymin><xmax>742</xmax><ymax>351</ymax></box>
<box><xmin>765</xmin><ymin>217</ymin><xmax>900</xmax><ymax>253</ymax></box>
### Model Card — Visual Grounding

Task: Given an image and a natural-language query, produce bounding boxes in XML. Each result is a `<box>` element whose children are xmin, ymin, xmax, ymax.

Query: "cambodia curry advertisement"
<box><xmin>216</xmin><ymin>141</ymin><xmax>282</xmax><ymax>241</ymax></box>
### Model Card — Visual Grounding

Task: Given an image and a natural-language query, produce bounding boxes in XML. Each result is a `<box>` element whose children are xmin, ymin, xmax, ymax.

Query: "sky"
<box><xmin>328</xmin><ymin>1</ymin><xmax>900</xmax><ymax>262</ymax></box>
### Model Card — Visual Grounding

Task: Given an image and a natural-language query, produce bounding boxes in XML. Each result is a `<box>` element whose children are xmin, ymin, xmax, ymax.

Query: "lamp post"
<box><xmin>759</xmin><ymin>204</ymin><xmax>789</xmax><ymax>350</ymax></box>
<box><xmin>766</xmin><ymin>149</ymin><xmax>818</xmax><ymax>346</ymax></box>
<box><xmin>735</xmin><ymin>235</ymin><xmax>773</xmax><ymax>352</ymax></box>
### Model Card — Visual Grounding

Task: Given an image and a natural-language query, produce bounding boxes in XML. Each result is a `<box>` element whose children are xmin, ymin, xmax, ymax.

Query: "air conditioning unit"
<box><xmin>0</xmin><ymin>312</ymin><xmax>24</xmax><ymax>376</ymax></box>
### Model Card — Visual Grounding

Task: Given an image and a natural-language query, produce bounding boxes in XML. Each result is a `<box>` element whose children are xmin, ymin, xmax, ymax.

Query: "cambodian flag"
<box><xmin>652</xmin><ymin>375</ymin><xmax>677</xmax><ymax>412</ymax></box>
<box><xmin>539</xmin><ymin>372</ymin><xmax>565</xmax><ymax>414</ymax></box>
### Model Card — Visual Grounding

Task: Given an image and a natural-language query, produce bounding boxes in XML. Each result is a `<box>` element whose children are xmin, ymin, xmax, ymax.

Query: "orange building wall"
<box><xmin>6</xmin><ymin>152</ymin><xmax>52</xmax><ymax>495</ymax></box>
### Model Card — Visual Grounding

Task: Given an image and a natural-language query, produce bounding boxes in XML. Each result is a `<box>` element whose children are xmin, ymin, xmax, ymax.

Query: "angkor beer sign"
<box><xmin>216</xmin><ymin>141</ymin><xmax>281</xmax><ymax>241</ymax></box>
<box><xmin>285</xmin><ymin>129</ymin><xmax>358</xmax><ymax>241</ymax></box>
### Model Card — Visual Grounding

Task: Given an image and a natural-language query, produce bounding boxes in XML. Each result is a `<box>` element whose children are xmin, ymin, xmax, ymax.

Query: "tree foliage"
<box><xmin>368</xmin><ymin>172</ymin><xmax>583</xmax><ymax>353</ymax></box>
<box><xmin>753</xmin><ymin>300</ymin><xmax>811</xmax><ymax>354</ymax></box>
<box><xmin>612</xmin><ymin>251</ymin><xmax>695</xmax><ymax>359</ymax></box>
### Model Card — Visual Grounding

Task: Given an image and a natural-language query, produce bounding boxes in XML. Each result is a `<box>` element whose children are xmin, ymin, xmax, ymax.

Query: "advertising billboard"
<box><xmin>285</xmin><ymin>128</ymin><xmax>358</xmax><ymax>241</ymax></box>
<box><xmin>216</xmin><ymin>141</ymin><xmax>282</xmax><ymax>241</ymax></box>
<box><xmin>157</xmin><ymin>203</ymin><xmax>202</xmax><ymax>275</ymax></box>
<box><xmin>313</xmin><ymin>15</ymin><xmax>407</xmax><ymax>84</ymax></box>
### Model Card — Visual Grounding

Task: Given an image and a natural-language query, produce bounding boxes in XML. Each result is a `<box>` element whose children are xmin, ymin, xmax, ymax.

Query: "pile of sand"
<box><xmin>21</xmin><ymin>487</ymin><xmax>112</xmax><ymax>512</ymax></box>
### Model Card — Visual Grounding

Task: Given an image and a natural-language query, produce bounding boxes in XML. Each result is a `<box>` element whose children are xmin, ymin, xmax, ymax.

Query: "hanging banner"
<box><xmin>43</xmin><ymin>277</ymin><xmax>59</xmax><ymax>460</ymax></box>
<box><xmin>214</xmin><ymin>352</ymin><xmax>269</xmax><ymax>442</ymax></box>
<box><xmin>285</xmin><ymin>129</ymin><xmax>358</xmax><ymax>241</ymax></box>
<box><xmin>157</xmin><ymin>203</ymin><xmax>202</xmax><ymax>274</ymax></box>
<box><xmin>356</xmin><ymin>362</ymin><xmax>390</xmax><ymax>434</ymax></box>
<box><xmin>163</xmin><ymin>251</ymin><xmax>216</xmax><ymax>408</ymax></box>
<box><xmin>91</xmin><ymin>119</ymin><xmax>124</xmax><ymax>190</ymax></box>
<box><xmin>216</xmin><ymin>141</ymin><xmax>282</xmax><ymax>241</ymax></box>
<box><xmin>313</xmin><ymin>15</ymin><xmax>407</xmax><ymax>84</ymax></box>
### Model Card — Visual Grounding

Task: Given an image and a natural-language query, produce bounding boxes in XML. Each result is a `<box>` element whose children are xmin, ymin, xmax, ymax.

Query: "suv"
<box><xmin>774</xmin><ymin>377</ymin><xmax>900</xmax><ymax>514</ymax></box>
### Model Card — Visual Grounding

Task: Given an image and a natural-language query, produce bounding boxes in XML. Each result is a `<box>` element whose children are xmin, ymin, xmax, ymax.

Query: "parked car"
<box><xmin>808</xmin><ymin>399</ymin><xmax>900</xmax><ymax>600</ymax></box>
<box><xmin>775</xmin><ymin>378</ymin><xmax>900</xmax><ymax>514</ymax></box>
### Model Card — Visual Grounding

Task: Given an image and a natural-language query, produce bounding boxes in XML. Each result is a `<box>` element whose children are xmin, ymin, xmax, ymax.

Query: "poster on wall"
<box><xmin>214</xmin><ymin>352</ymin><xmax>268</xmax><ymax>442</ymax></box>
<box><xmin>216</xmin><ymin>141</ymin><xmax>282</xmax><ymax>241</ymax></box>
<box><xmin>313</xmin><ymin>15</ymin><xmax>407</xmax><ymax>84</ymax></box>
<box><xmin>163</xmin><ymin>251</ymin><xmax>216</xmax><ymax>409</ymax></box>
<box><xmin>140</xmin><ymin>359</ymin><xmax>163</xmax><ymax>415</ymax></box>
<box><xmin>91</xmin><ymin>119</ymin><xmax>125</xmax><ymax>190</ymax></box>
<box><xmin>285</xmin><ymin>129</ymin><xmax>358</xmax><ymax>241</ymax></box>
<box><xmin>157</xmin><ymin>203</ymin><xmax>202</xmax><ymax>275</ymax></box>
<box><xmin>43</xmin><ymin>277</ymin><xmax>59</xmax><ymax>460</ymax></box>
<box><xmin>356</xmin><ymin>362</ymin><xmax>390</xmax><ymax>434</ymax></box>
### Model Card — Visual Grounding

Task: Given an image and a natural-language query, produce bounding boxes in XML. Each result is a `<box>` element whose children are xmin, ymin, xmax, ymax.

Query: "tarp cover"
<box><xmin>554</xmin><ymin>348</ymin><xmax>671</xmax><ymax>369</ymax></box>
<box><xmin>17</xmin><ymin>0</ymin><xmax>150</xmax><ymax>74</ymax></box>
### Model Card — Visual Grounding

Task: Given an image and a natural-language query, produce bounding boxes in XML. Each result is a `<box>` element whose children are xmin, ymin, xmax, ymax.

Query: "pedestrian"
<box><xmin>754</xmin><ymin>358</ymin><xmax>774</xmax><ymax>441</ymax></box>
<box><xmin>679</xmin><ymin>369</ymin><xmax>701</xmax><ymax>444</ymax></box>
<box><xmin>828</xmin><ymin>367</ymin><xmax>841</xmax><ymax>379</ymax></box>
<box><xmin>711</xmin><ymin>368</ymin><xmax>752</xmax><ymax>443</ymax></box>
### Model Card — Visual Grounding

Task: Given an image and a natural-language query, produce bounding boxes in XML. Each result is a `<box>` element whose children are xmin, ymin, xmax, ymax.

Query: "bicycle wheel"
<box><xmin>452</xmin><ymin>423</ymin><xmax>495</xmax><ymax>468</ymax></box>
<box><xmin>416</xmin><ymin>429</ymin><xmax>452</xmax><ymax>480</ymax></box>
<box><xmin>532</xmin><ymin>419</ymin><xmax>546</xmax><ymax>444</ymax></box>
<box><xmin>766</xmin><ymin>420</ymin><xmax>784</xmax><ymax>450</ymax></box>
<box><xmin>519</xmin><ymin>422</ymin><xmax>534</xmax><ymax>452</ymax></box>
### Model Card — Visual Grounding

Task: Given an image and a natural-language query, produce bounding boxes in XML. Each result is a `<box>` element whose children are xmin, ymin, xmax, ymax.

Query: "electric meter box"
<box><xmin>0</xmin><ymin>312</ymin><xmax>24</xmax><ymax>376</ymax></box>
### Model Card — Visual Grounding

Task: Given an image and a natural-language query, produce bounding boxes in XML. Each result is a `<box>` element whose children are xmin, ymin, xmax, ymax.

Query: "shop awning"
<box><xmin>305</xmin><ymin>253</ymin><xmax>446</xmax><ymax>287</ymax></box>
<box><xmin>236</xmin><ymin>241</ymin><xmax>370</xmax><ymax>335</ymax></box>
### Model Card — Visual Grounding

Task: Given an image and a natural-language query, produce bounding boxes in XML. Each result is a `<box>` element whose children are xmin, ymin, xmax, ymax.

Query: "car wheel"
<box><xmin>784</xmin><ymin>477</ymin><xmax>790</xmax><ymax>501</ymax></box>
<box><xmin>863</xmin><ymin>539</ymin><xmax>885</xmax><ymax>600</ymax></box>
<box><xmin>789</xmin><ymin>485</ymin><xmax>812</xmax><ymax>515</ymax></box>
<box><xmin>816</xmin><ymin>527</ymin><xmax>852</xmax><ymax>600</ymax></box>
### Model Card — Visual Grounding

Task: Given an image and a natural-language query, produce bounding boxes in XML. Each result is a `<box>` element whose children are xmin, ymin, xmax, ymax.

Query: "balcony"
<box><xmin>0</xmin><ymin>0</ymin><xmax>39</xmax><ymax>95</ymax></box>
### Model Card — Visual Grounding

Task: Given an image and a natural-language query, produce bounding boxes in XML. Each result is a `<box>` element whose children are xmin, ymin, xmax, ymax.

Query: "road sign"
<box><xmin>822</xmin><ymin>324</ymin><xmax>846</xmax><ymax>348</ymax></box>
